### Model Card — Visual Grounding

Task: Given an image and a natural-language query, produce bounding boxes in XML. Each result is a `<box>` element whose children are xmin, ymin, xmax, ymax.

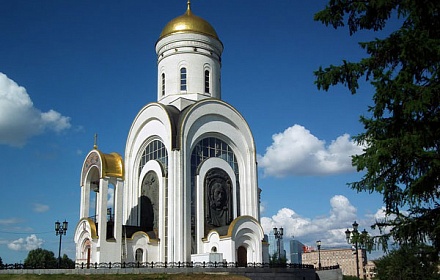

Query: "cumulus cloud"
<box><xmin>365</xmin><ymin>206</ymin><xmax>401</xmax><ymax>237</ymax></box>
<box><xmin>258</xmin><ymin>125</ymin><xmax>364</xmax><ymax>177</ymax></box>
<box><xmin>33</xmin><ymin>203</ymin><xmax>50</xmax><ymax>213</ymax></box>
<box><xmin>8</xmin><ymin>234</ymin><xmax>43</xmax><ymax>251</ymax></box>
<box><xmin>0</xmin><ymin>73</ymin><xmax>71</xmax><ymax>147</ymax></box>
<box><xmin>261</xmin><ymin>195</ymin><xmax>362</xmax><ymax>247</ymax></box>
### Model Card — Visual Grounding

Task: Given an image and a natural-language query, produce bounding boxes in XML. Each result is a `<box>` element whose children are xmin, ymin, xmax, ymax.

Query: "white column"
<box><xmin>114</xmin><ymin>178</ymin><xmax>124</xmax><ymax>245</ymax></box>
<box><xmin>174</xmin><ymin>149</ymin><xmax>186</xmax><ymax>261</ymax></box>
<box><xmin>97</xmin><ymin>178</ymin><xmax>109</xmax><ymax>249</ymax></box>
<box><xmin>167</xmin><ymin>150</ymin><xmax>175</xmax><ymax>262</ymax></box>
<box><xmin>80</xmin><ymin>182</ymin><xmax>90</xmax><ymax>219</ymax></box>
<box><xmin>195</xmin><ymin>175</ymin><xmax>203</xmax><ymax>254</ymax></box>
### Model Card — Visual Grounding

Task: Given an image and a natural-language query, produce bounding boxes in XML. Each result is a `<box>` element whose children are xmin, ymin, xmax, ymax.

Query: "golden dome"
<box><xmin>159</xmin><ymin>1</ymin><xmax>219</xmax><ymax>40</ymax></box>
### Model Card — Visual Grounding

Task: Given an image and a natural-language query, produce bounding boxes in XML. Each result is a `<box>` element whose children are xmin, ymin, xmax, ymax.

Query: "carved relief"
<box><xmin>140</xmin><ymin>171</ymin><xmax>159</xmax><ymax>236</ymax></box>
<box><xmin>205</xmin><ymin>168</ymin><xmax>232</xmax><ymax>230</ymax></box>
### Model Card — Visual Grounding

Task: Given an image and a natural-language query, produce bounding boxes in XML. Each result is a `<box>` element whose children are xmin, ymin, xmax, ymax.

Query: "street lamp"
<box><xmin>345</xmin><ymin>221</ymin><xmax>368</xmax><ymax>279</ymax></box>
<box><xmin>273</xmin><ymin>227</ymin><xmax>283</xmax><ymax>263</ymax></box>
<box><xmin>55</xmin><ymin>220</ymin><xmax>68</xmax><ymax>268</ymax></box>
<box><xmin>316</xmin><ymin>240</ymin><xmax>322</xmax><ymax>269</ymax></box>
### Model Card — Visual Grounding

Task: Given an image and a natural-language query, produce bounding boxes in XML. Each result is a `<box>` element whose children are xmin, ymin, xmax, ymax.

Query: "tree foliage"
<box><xmin>59</xmin><ymin>254</ymin><xmax>75</xmax><ymax>269</ymax></box>
<box><xmin>314</xmin><ymin>0</ymin><xmax>440</xmax><ymax>254</ymax></box>
<box><xmin>374</xmin><ymin>243</ymin><xmax>440</xmax><ymax>280</ymax></box>
<box><xmin>269</xmin><ymin>252</ymin><xmax>287</xmax><ymax>267</ymax></box>
<box><xmin>24</xmin><ymin>248</ymin><xmax>57</xmax><ymax>269</ymax></box>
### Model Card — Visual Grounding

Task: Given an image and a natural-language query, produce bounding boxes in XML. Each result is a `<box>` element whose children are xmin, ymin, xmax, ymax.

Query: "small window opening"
<box><xmin>180</xmin><ymin>68</ymin><xmax>187</xmax><ymax>91</ymax></box>
<box><xmin>204</xmin><ymin>70</ymin><xmax>210</xmax><ymax>94</ymax></box>
<box><xmin>161</xmin><ymin>73</ymin><xmax>165</xmax><ymax>96</ymax></box>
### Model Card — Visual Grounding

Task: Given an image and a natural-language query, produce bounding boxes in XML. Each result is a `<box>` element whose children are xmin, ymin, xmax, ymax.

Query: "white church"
<box><xmin>74</xmin><ymin>1</ymin><xmax>267</xmax><ymax>266</ymax></box>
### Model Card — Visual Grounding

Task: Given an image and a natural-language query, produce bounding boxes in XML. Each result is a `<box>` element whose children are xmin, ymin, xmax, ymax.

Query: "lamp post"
<box><xmin>55</xmin><ymin>220</ymin><xmax>68</xmax><ymax>268</ymax></box>
<box><xmin>316</xmin><ymin>240</ymin><xmax>322</xmax><ymax>269</ymax></box>
<box><xmin>273</xmin><ymin>227</ymin><xmax>283</xmax><ymax>263</ymax></box>
<box><xmin>345</xmin><ymin>221</ymin><xmax>368</xmax><ymax>279</ymax></box>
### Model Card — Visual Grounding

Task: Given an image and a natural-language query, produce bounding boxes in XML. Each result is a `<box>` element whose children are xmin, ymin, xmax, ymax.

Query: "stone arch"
<box><xmin>85</xmin><ymin>166</ymin><xmax>100</xmax><ymax>221</ymax></box>
<box><xmin>81</xmin><ymin>239</ymin><xmax>92</xmax><ymax>268</ymax></box>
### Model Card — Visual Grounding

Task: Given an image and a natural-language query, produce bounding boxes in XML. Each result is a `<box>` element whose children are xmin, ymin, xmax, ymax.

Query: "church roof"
<box><xmin>99</xmin><ymin>151</ymin><xmax>124</xmax><ymax>179</ymax></box>
<box><xmin>158</xmin><ymin>1</ymin><xmax>219</xmax><ymax>40</ymax></box>
<box><xmin>81</xmin><ymin>149</ymin><xmax>124</xmax><ymax>186</ymax></box>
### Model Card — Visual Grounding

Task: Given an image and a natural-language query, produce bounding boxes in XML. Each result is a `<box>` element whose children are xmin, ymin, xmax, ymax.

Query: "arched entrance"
<box><xmin>82</xmin><ymin>239</ymin><xmax>91</xmax><ymax>268</ymax></box>
<box><xmin>237</xmin><ymin>246</ymin><xmax>247</xmax><ymax>267</ymax></box>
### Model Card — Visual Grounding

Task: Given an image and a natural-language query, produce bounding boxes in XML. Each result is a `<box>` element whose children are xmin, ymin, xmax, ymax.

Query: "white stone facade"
<box><xmin>74</xmin><ymin>3</ymin><xmax>265</xmax><ymax>266</ymax></box>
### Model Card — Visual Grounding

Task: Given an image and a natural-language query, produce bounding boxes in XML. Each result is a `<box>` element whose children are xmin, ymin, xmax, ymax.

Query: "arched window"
<box><xmin>135</xmin><ymin>248</ymin><xmax>143</xmax><ymax>263</ymax></box>
<box><xmin>161</xmin><ymin>73</ymin><xmax>165</xmax><ymax>96</ymax></box>
<box><xmin>180</xmin><ymin>67</ymin><xmax>187</xmax><ymax>91</ymax></box>
<box><xmin>138</xmin><ymin>140</ymin><xmax>168</xmax><ymax>176</ymax></box>
<box><xmin>204</xmin><ymin>70</ymin><xmax>210</xmax><ymax>94</ymax></box>
<box><xmin>190</xmin><ymin>137</ymin><xmax>240</xmax><ymax>254</ymax></box>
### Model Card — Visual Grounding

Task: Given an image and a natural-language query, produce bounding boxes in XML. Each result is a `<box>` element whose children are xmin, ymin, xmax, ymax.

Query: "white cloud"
<box><xmin>258</xmin><ymin>124</ymin><xmax>364</xmax><ymax>177</ymax></box>
<box><xmin>108</xmin><ymin>187</ymin><xmax>114</xmax><ymax>209</ymax></box>
<box><xmin>365</xmin><ymin>206</ymin><xmax>399</xmax><ymax>236</ymax></box>
<box><xmin>8</xmin><ymin>234</ymin><xmax>43</xmax><ymax>251</ymax></box>
<box><xmin>261</xmin><ymin>195</ymin><xmax>364</xmax><ymax>247</ymax></box>
<box><xmin>260</xmin><ymin>201</ymin><xmax>266</xmax><ymax>214</ymax></box>
<box><xmin>0</xmin><ymin>72</ymin><xmax>71</xmax><ymax>147</ymax></box>
<box><xmin>0</xmin><ymin>218</ymin><xmax>22</xmax><ymax>225</ymax></box>
<box><xmin>33</xmin><ymin>203</ymin><xmax>50</xmax><ymax>213</ymax></box>
<box><xmin>41</xmin><ymin>110</ymin><xmax>71</xmax><ymax>132</ymax></box>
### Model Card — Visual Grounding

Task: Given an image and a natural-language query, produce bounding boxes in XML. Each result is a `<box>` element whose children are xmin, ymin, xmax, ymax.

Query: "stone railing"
<box><xmin>1</xmin><ymin>261</ymin><xmax>315</xmax><ymax>270</ymax></box>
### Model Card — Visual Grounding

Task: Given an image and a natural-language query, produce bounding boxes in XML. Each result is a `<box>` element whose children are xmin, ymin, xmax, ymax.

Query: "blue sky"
<box><xmin>0</xmin><ymin>0</ymin><xmax>390</xmax><ymax>263</ymax></box>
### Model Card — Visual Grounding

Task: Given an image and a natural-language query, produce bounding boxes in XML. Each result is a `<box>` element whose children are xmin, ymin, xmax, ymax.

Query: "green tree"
<box><xmin>0</xmin><ymin>256</ymin><xmax>3</xmax><ymax>268</ymax></box>
<box><xmin>269</xmin><ymin>252</ymin><xmax>287</xmax><ymax>267</ymax></box>
<box><xmin>59</xmin><ymin>254</ymin><xmax>75</xmax><ymax>269</ymax></box>
<box><xmin>24</xmin><ymin>248</ymin><xmax>57</xmax><ymax>269</ymax></box>
<box><xmin>314</xmin><ymin>0</ymin><xmax>440</xmax><ymax>254</ymax></box>
<box><xmin>374</xmin><ymin>243</ymin><xmax>440</xmax><ymax>280</ymax></box>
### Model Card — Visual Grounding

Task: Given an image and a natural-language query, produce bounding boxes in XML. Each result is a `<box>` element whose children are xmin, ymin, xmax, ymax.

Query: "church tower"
<box><xmin>156</xmin><ymin>1</ymin><xmax>223</xmax><ymax>110</ymax></box>
<box><xmin>75</xmin><ymin>1</ymin><xmax>266</xmax><ymax>266</ymax></box>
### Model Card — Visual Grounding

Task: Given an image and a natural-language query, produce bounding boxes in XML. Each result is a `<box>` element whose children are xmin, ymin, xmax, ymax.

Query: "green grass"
<box><xmin>0</xmin><ymin>274</ymin><xmax>250</xmax><ymax>280</ymax></box>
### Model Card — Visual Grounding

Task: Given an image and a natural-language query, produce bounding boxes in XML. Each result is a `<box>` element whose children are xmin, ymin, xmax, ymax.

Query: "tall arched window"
<box><xmin>180</xmin><ymin>67</ymin><xmax>187</xmax><ymax>91</ymax></box>
<box><xmin>138</xmin><ymin>140</ymin><xmax>168</xmax><ymax>176</ymax></box>
<box><xmin>161</xmin><ymin>73</ymin><xmax>165</xmax><ymax>96</ymax></box>
<box><xmin>190</xmin><ymin>137</ymin><xmax>240</xmax><ymax>254</ymax></box>
<box><xmin>204</xmin><ymin>70</ymin><xmax>210</xmax><ymax>94</ymax></box>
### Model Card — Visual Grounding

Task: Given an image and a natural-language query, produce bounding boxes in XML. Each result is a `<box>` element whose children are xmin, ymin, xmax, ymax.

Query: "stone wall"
<box><xmin>316</xmin><ymin>268</ymin><xmax>343</xmax><ymax>280</ymax></box>
<box><xmin>0</xmin><ymin>267</ymin><xmax>317</xmax><ymax>280</ymax></box>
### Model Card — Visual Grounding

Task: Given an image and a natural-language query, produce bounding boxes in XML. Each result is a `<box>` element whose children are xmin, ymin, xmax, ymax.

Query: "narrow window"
<box><xmin>204</xmin><ymin>70</ymin><xmax>210</xmax><ymax>94</ymax></box>
<box><xmin>161</xmin><ymin>73</ymin><xmax>165</xmax><ymax>96</ymax></box>
<box><xmin>180</xmin><ymin>67</ymin><xmax>187</xmax><ymax>91</ymax></box>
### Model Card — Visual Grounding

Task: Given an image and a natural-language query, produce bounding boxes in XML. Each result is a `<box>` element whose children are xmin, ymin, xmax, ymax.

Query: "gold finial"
<box><xmin>186</xmin><ymin>0</ymin><xmax>192</xmax><ymax>14</ymax></box>
<box><xmin>93</xmin><ymin>133</ymin><xmax>98</xmax><ymax>149</ymax></box>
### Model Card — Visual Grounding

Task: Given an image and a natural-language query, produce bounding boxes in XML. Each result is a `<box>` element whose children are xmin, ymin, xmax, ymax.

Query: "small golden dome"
<box><xmin>159</xmin><ymin>1</ymin><xmax>219</xmax><ymax>40</ymax></box>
